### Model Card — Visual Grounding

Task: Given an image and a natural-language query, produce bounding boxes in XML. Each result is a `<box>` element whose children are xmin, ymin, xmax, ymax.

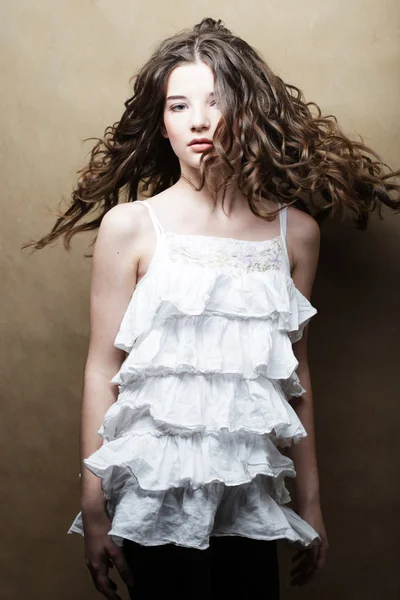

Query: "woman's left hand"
<box><xmin>290</xmin><ymin>502</ymin><xmax>329</xmax><ymax>587</ymax></box>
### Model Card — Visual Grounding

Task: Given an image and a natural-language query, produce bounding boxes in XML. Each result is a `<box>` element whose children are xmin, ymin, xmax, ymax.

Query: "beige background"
<box><xmin>1</xmin><ymin>1</ymin><xmax>399</xmax><ymax>599</ymax></box>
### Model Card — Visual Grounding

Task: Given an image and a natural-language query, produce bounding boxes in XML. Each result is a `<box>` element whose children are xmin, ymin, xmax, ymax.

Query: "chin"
<box><xmin>180</xmin><ymin>159</ymin><xmax>202</xmax><ymax>171</ymax></box>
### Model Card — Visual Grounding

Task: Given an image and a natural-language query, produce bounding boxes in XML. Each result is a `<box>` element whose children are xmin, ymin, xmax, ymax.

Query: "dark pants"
<box><xmin>123</xmin><ymin>536</ymin><xmax>280</xmax><ymax>599</ymax></box>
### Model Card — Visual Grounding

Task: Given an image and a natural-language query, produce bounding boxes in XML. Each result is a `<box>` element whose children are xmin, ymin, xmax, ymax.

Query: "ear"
<box><xmin>160</xmin><ymin>123</ymin><xmax>168</xmax><ymax>138</ymax></box>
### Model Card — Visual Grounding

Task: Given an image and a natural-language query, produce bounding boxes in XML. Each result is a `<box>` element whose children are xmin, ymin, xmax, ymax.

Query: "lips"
<box><xmin>188</xmin><ymin>138</ymin><xmax>213</xmax><ymax>146</ymax></box>
<box><xmin>188</xmin><ymin>139</ymin><xmax>213</xmax><ymax>153</ymax></box>
<box><xmin>189</xmin><ymin>143</ymin><xmax>213</xmax><ymax>153</ymax></box>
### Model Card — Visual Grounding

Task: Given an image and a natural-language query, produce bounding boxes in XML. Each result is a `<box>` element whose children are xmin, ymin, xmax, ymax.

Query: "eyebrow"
<box><xmin>166</xmin><ymin>92</ymin><xmax>215</xmax><ymax>101</ymax></box>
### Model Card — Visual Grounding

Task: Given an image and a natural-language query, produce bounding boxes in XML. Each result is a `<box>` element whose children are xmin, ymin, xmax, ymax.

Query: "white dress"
<box><xmin>68</xmin><ymin>200</ymin><xmax>321</xmax><ymax>551</ymax></box>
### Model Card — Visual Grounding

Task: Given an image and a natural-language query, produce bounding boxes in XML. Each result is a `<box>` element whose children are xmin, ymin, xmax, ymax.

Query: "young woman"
<box><xmin>24</xmin><ymin>17</ymin><xmax>399</xmax><ymax>600</ymax></box>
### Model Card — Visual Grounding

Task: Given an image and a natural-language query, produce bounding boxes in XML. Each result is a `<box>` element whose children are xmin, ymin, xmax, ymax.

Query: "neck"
<box><xmin>176</xmin><ymin>161</ymin><xmax>247</xmax><ymax>215</ymax></box>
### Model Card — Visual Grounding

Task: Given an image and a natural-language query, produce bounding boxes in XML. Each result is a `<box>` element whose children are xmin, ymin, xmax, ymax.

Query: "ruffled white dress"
<box><xmin>68</xmin><ymin>200</ymin><xmax>321</xmax><ymax>551</ymax></box>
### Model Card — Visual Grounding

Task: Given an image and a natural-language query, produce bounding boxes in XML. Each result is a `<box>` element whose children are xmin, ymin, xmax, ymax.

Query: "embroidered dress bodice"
<box><xmin>68</xmin><ymin>200</ymin><xmax>320</xmax><ymax>550</ymax></box>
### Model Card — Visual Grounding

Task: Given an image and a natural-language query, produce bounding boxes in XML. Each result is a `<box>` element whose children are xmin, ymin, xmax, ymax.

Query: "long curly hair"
<box><xmin>24</xmin><ymin>17</ymin><xmax>400</xmax><ymax>251</ymax></box>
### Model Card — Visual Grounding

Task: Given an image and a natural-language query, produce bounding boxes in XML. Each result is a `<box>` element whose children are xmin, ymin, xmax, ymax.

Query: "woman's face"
<box><xmin>162</xmin><ymin>60</ymin><xmax>222</xmax><ymax>173</ymax></box>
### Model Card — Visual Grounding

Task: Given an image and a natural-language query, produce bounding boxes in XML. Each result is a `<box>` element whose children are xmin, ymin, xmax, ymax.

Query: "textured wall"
<box><xmin>1</xmin><ymin>1</ymin><xmax>399</xmax><ymax>599</ymax></box>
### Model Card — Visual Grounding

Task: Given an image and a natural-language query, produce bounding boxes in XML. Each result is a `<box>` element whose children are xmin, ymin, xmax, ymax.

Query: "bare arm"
<box><xmin>79</xmin><ymin>203</ymin><xmax>142</xmax><ymax>516</ymax></box>
<box><xmin>287</xmin><ymin>330</ymin><xmax>321</xmax><ymax>510</ymax></box>
<box><xmin>284</xmin><ymin>209</ymin><xmax>321</xmax><ymax>510</ymax></box>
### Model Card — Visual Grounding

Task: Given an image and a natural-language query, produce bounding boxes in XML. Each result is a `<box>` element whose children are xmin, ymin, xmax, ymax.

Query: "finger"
<box><xmin>292</xmin><ymin>552</ymin><xmax>317</xmax><ymax>573</ymax></box>
<box><xmin>315</xmin><ymin>544</ymin><xmax>328</xmax><ymax>572</ymax></box>
<box><xmin>296</xmin><ymin>545</ymin><xmax>327</xmax><ymax>584</ymax></box>
<box><xmin>290</xmin><ymin>555</ymin><xmax>313</xmax><ymax>577</ymax></box>
<box><xmin>291</xmin><ymin>553</ymin><xmax>305</xmax><ymax>564</ymax></box>
<box><xmin>291</xmin><ymin>556</ymin><xmax>320</xmax><ymax>586</ymax></box>
<box><xmin>87</xmin><ymin>564</ymin><xmax>121</xmax><ymax>600</ymax></box>
<box><xmin>110</xmin><ymin>550</ymin><xmax>135</xmax><ymax>589</ymax></box>
<box><xmin>291</xmin><ymin>572</ymin><xmax>315</xmax><ymax>587</ymax></box>
<box><xmin>291</xmin><ymin>551</ymin><xmax>303</xmax><ymax>562</ymax></box>
<box><xmin>312</xmin><ymin>544</ymin><xmax>320</xmax><ymax>562</ymax></box>
<box><xmin>291</xmin><ymin>561</ymin><xmax>317</xmax><ymax>585</ymax></box>
<box><xmin>93</xmin><ymin>573</ymin><xmax>122</xmax><ymax>600</ymax></box>
<box><xmin>291</xmin><ymin>547</ymin><xmax>312</xmax><ymax>562</ymax></box>
<box><xmin>292</xmin><ymin>549</ymin><xmax>313</xmax><ymax>567</ymax></box>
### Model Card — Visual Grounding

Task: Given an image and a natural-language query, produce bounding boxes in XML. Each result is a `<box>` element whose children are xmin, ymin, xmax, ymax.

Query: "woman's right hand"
<box><xmin>82</xmin><ymin>508</ymin><xmax>135</xmax><ymax>599</ymax></box>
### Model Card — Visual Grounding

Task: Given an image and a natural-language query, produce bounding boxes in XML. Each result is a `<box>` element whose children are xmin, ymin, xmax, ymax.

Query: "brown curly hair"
<box><xmin>23</xmin><ymin>17</ymin><xmax>400</xmax><ymax>251</ymax></box>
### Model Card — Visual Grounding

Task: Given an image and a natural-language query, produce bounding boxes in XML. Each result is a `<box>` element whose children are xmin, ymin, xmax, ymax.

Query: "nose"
<box><xmin>190</xmin><ymin>106</ymin><xmax>210</xmax><ymax>131</ymax></box>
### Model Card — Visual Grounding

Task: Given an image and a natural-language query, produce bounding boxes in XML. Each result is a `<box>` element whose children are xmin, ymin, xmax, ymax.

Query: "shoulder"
<box><xmin>287</xmin><ymin>205</ymin><xmax>320</xmax><ymax>246</ymax></box>
<box><xmin>92</xmin><ymin>201</ymin><xmax>155</xmax><ymax>274</ymax></box>
<box><xmin>97</xmin><ymin>201</ymin><xmax>154</xmax><ymax>248</ymax></box>
<box><xmin>90</xmin><ymin>201</ymin><xmax>158</xmax><ymax>299</ymax></box>
<box><xmin>285</xmin><ymin>205</ymin><xmax>320</xmax><ymax>276</ymax></box>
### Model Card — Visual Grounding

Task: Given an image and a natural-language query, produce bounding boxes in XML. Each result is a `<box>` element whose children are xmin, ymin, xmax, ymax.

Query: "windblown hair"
<box><xmin>24</xmin><ymin>17</ymin><xmax>400</xmax><ymax>251</ymax></box>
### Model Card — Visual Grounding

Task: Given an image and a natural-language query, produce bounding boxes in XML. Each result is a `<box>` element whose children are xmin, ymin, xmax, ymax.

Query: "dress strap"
<box><xmin>279</xmin><ymin>203</ymin><xmax>287</xmax><ymax>239</ymax></box>
<box><xmin>278</xmin><ymin>203</ymin><xmax>291</xmax><ymax>275</ymax></box>
<box><xmin>140</xmin><ymin>200</ymin><xmax>165</xmax><ymax>239</ymax></box>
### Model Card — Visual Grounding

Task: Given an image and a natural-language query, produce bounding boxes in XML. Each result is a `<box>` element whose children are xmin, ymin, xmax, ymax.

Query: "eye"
<box><xmin>170</xmin><ymin>104</ymin><xmax>187</xmax><ymax>112</ymax></box>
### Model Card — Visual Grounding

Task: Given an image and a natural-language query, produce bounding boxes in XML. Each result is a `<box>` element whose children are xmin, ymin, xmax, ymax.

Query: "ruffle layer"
<box><xmin>100</xmin><ymin>374</ymin><xmax>307</xmax><ymax>446</ymax></box>
<box><xmin>68</xmin><ymin>238</ymin><xmax>320</xmax><ymax>550</ymax></box>
<box><xmin>114</xmin><ymin>261</ymin><xmax>317</xmax><ymax>352</ymax></box>
<box><xmin>84</xmin><ymin>429</ymin><xmax>296</xmax><ymax>492</ymax></box>
<box><xmin>68</xmin><ymin>474</ymin><xmax>321</xmax><ymax>550</ymax></box>
<box><xmin>112</xmin><ymin>314</ymin><xmax>299</xmax><ymax>385</ymax></box>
